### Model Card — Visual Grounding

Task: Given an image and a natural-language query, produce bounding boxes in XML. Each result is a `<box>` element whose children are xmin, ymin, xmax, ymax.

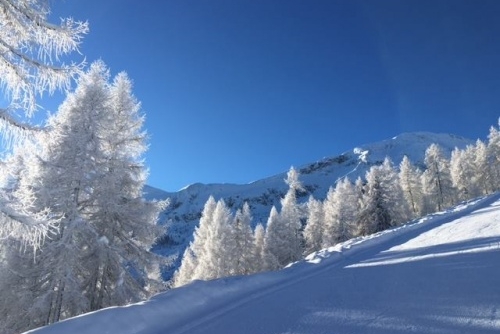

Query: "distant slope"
<box><xmin>149</xmin><ymin>132</ymin><xmax>473</xmax><ymax>278</ymax></box>
<box><xmin>27</xmin><ymin>193</ymin><xmax>500</xmax><ymax>334</ymax></box>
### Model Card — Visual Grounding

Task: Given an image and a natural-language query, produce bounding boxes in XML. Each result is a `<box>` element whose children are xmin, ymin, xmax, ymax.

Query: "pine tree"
<box><xmin>193</xmin><ymin>199</ymin><xmax>234</xmax><ymax>280</ymax></box>
<box><xmin>421</xmin><ymin>144</ymin><xmax>455</xmax><ymax>213</ymax></box>
<box><xmin>473</xmin><ymin>139</ymin><xmax>492</xmax><ymax>195</ymax></box>
<box><xmin>232</xmin><ymin>202</ymin><xmax>256</xmax><ymax>275</ymax></box>
<box><xmin>487</xmin><ymin>123</ymin><xmax>500</xmax><ymax>191</ymax></box>
<box><xmin>356</xmin><ymin>158</ymin><xmax>409</xmax><ymax>235</ymax></box>
<box><xmin>399</xmin><ymin>156</ymin><xmax>424</xmax><ymax>217</ymax></box>
<box><xmin>450</xmin><ymin>146</ymin><xmax>479</xmax><ymax>200</ymax></box>
<box><xmin>322</xmin><ymin>178</ymin><xmax>360</xmax><ymax>246</ymax></box>
<box><xmin>0</xmin><ymin>62</ymin><xmax>165</xmax><ymax>330</ymax></box>
<box><xmin>262</xmin><ymin>206</ymin><xmax>282</xmax><ymax>271</ymax></box>
<box><xmin>173</xmin><ymin>196</ymin><xmax>217</xmax><ymax>287</ymax></box>
<box><xmin>253</xmin><ymin>223</ymin><xmax>266</xmax><ymax>273</ymax></box>
<box><xmin>262</xmin><ymin>167</ymin><xmax>304</xmax><ymax>269</ymax></box>
<box><xmin>303</xmin><ymin>196</ymin><xmax>324</xmax><ymax>254</ymax></box>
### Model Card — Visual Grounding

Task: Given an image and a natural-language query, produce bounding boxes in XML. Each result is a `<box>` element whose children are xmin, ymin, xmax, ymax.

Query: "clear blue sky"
<box><xmin>49</xmin><ymin>0</ymin><xmax>500</xmax><ymax>191</ymax></box>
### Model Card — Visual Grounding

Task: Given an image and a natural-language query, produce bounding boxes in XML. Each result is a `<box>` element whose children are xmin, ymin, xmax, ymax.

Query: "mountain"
<box><xmin>145</xmin><ymin>132</ymin><xmax>473</xmax><ymax>278</ymax></box>
<box><xmin>26</xmin><ymin>193</ymin><xmax>500</xmax><ymax>334</ymax></box>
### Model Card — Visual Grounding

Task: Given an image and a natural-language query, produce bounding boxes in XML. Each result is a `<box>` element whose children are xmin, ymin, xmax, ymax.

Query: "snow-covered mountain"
<box><xmin>145</xmin><ymin>132</ymin><xmax>473</xmax><ymax>278</ymax></box>
<box><xmin>26</xmin><ymin>193</ymin><xmax>500</xmax><ymax>334</ymax></box>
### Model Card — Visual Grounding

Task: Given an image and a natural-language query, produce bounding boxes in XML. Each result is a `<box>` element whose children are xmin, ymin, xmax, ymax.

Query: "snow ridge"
<box><xmin>27</xmin><ymin>192</ymin><xmax>500</xmax><ymax>334</ymax></box>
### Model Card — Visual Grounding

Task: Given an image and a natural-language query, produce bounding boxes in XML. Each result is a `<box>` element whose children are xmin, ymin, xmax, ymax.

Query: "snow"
<box><xmin>26</xmin><ymin>193</ymin><xmax>500</xmax><ymax>334</ymax></box>
<box><xmin>153</xmin><ymin>132</ymin><xmax>473</xmax><ymax>279</ymax></box>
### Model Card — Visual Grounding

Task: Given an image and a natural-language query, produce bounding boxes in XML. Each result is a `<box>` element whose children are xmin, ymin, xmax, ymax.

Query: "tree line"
<box><xmin>173</xmin><ymin>124</ymin><xmax>500</xmax><ymax>287</ymax></box>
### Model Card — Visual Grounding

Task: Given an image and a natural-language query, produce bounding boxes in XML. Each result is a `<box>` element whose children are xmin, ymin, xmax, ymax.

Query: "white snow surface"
<box><xmin>27</xmin><ymin>193</ymin><xmax>500</xmax><ymax>334</ymax></box>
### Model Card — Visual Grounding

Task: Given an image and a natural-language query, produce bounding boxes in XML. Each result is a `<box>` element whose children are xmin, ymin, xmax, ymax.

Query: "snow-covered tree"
<box><xmin>193</xmin><ymin>199</ymin><xmax>235</xmax><ymax>280</ymax></box>
<box><xmin>356</xmin><ymin>158</ymin><xmax>409</xmax><ymax>235</ymax></box>
<box><xmin>0</xmin><ymin>62</ymin><xmax>165</xmax><ymax>330</ymax></box>
<box><xmin>80</xmin><ymin>69</ymin><xmax>166</xmax><ymax>311</ymax></box>
<box><xmin>473</xmin><ymin>139</ymin><xmax>492</xmax><ymax>195</ymax></box>
<box><xmin>253</xmin><ymin>223</ymin><xmax>266</xmax><ymax>273</ymax></box>
<box><xmin>399</xmin><ymin>155</ymin><xmax>424</xmax><ymax>217</ymax></box>
<box><xmin>263</xmin><ymin>167</ymin><xmax>304</xmax><ymax>269</ymax></box>
<box><xmin>0</xmin><ymin>0</ymin><xmax>88</xmax><ymax>134</ymax></box>
<box><xmin>173</xmin><ymin>196</ymin><xmax>217</xmax><ymax>287</ymax></box>
<box><xmin>421</xmin><ymin>144</ymin><xmax>455</xmax><ymax>213</ymax></box>
<box><xmin>487</xmin><ymin>123</ymin><xmax>500</xmax><ymax>190</ymax></box>
<box><xmin>450</xmin><ymin>146</ymin><xmax>479</xmax><ymax>200</ymax></box>
<box><xmin>231</xmin><ymin>202</ymin><xmax>256</xmax><ymax>275</ymax></box>
<box><xmin>262</xmin><ymin>206</ymin><xmax>281</xmax><ymax>271</ymax></box>
<box><xmin>322</xmin><ymin>177</ymin><xmax>360</xmax><ymax>246</ymax></box>
<box><xmin>303</xmin><ymin>196</ymin><xmax>323</xmax><ymax>254</ymax></box>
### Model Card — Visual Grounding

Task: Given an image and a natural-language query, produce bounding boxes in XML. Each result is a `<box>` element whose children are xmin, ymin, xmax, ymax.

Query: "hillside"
<box><xmin>27</xmin><ymin>193</ymin><xmax>500</xmax><ymax>333</ymax></box>
<box><xmin>145</xmin><ymin>132</ymin><xmax>473</xmax><ymax>277</ymax></box>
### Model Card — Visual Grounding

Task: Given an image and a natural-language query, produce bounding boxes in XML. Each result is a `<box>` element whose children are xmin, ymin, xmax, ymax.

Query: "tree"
<box><xmin>0</xmin><ymin>62</ymin><xmax>165</xmax><ymax>330</ymax></box>
<box><xmin>473</xmin><ymin>139</ymin><xmax>492</xmax><ymax>195</ymax></box>
<box><xmin>173</xmin><ymin>196</ymin><xmax>217</xmax><ymax>287</ymax></box>
<box><xmin>421</xmin><ymin>144</ymin><xmax>455</xmax><ymax>213</ymax></box>
<box><xmin>0</xmin><ymin>0</ymin><xmax>88</xmax><ymax>134</ymax></box>
<box><xmin>262</xmin><ymin>206</ymin><xmax>282</xmax><ymax>271</ymax></box>
<box><xmin>231</xmin><ymin>202</ymin><xmax>256</xmax><ymax>275</ymax></box>
<box><xmin>487</xmin><ymin>122</ymin><xmax>500</xmax><ymax>191</ymax></box>
<box><xmin>357</xmin><ymin>158</ymin><xmax>409</xmax><ymax>235</ymax></box>
<box><xmin>450</xmin><ymin>146</ymin><xmax>478</xmax><ymax>200</ymax></box>
<box><xmin>303</xmin><ymin>196</ymin><xmax>323</xmax><ymax>254</ymax></box>
<box><xmin>193</xmin><ymin>199</ymin><xmax>235</xmax><ymax>280</ymax></box>
<box><xmin>262</xmin><ymin>167</ymin><xmax>304</xmax><ymax>269</ymax></box>
<box><xmin>253</xmin><ymin>223</ymin><xmax>266</xmax><ymax>273</ymax></box>
<box><xmin>399</xmin><ymin>155</ymin><xmax>424</xmax><ymax>217</ymax></box>
<box><xmin>322</xmin><ymin>178</ymin><xmax>360</xmax><ymax>246</ymax></box>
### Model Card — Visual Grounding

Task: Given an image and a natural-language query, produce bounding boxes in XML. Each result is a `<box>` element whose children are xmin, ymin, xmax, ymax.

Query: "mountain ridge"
<box><xmin>146</xmin><ymin>131</ymin><xmax>474</xmax><ymax>279</ymax></box>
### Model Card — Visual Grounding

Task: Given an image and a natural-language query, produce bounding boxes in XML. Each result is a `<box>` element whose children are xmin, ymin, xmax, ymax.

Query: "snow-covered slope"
<box><xmin>27</xmin><ymin>193</ymin><xmax>500</xmax><ymax>334</ymax></box>
<box><xmin>148</xmin><ymin>132</ymin><xmax>473</xmax><ymax>278</ymax></box>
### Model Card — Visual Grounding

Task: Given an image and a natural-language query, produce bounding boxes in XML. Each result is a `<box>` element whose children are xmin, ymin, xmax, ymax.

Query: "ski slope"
<box><xmin>27</xmin><ymin>193</ymin><xmax>500</xmax><ymax>334</ymax></box>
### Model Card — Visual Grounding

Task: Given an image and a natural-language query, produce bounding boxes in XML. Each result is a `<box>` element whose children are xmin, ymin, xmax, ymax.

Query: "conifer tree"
<box><xmin>262</xmin><ymin>206</ymin><xmax>282</xmax><ymax>271</ymax></box>
<box><xmin>263</xmin><ymin>168</ymin><xmax>304</xmax><ymax>269</ymax></box>
<box><xmin>473</xmin><ymin>139</ymin><xmax>491</xmax><ymax>195</ymax></box>
<box><xmin>173</xmin><ymin>196</ymin><xmax>217</xmax><ymax>287</ymax></box>
<box><xmin>322</xmin><ymin>178</ymin><xmax>360</xmax><ymax>246</ymax></box>
<box><xmin>487</xmin><ymin>123</ymin><xmax>500</xmax><ymax>190</ymax></box>
<box><xmin>232</xmin><ymin>202</ymin><xmax>256</xmax><ymax>275</ymax></box>
<box><xmin>0</xmin><ymin>62</ymin><xmax>165</xmax><ymax>330</ymax></box>
<box><xmin>253</xmin><ymin>223</ymin><xmax>266</xmax><ymax>273</ymax></box>
<box><xmin>399</xmin><ymin>156</ymin><xmax>424</xmax><ymax>217</ymax></box>
<box><xmin>357</xmin><ymin>158</ymin><xmax>409</xmax><ymax>235</ymax></box>
<box><xmin>450</xmin><ymin>146</ymin><xmax>478</xmax><ymax>200</ymax></box>
<box><xmin>421</xmin><ymin>144</ymin><xmax>455</xmax><ymax>213</ymax></box>
<box><xmin>303</xmin><ymin>196</ymin><xmax>324</xmax><ymax>254</ymax></box>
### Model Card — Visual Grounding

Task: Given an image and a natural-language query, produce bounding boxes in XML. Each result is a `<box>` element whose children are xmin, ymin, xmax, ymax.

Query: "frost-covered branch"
<box><xmin>0</xmin><ymin>0</ymin><xmax>88</xmax><ymax>140</ymax></box>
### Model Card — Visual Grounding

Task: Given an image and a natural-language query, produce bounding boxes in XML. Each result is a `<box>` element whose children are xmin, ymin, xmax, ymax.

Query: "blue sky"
<box><xmin>48</xmin><ymin>0</ymin><xmax>500</xmax><ymax>191</ymax></box>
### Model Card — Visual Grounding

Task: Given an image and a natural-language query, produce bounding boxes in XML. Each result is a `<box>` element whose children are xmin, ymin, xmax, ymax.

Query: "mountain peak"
<box><xmin>149</xmin><ymin>131</ymin><xmax>474</xmax><ymax>279</ymax></box>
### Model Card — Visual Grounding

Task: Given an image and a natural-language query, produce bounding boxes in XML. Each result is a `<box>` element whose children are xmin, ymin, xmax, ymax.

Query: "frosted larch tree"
<box><xmin>253</xmin><ymin>223</ymin><xmax>266</xmax><ymax>273</ymax></box>
<box><xmin>0</xmin><ymin>0</ymin><xmax>87</xmax><ymax>135</ymax></box>
<box><xmin>322</xmin><ymin>178</ymin><xmax>359</xmax><ymax>247</ymax></box>
<box><xmin>0</xmin><ymin>62</ymin><xmax>166</xmax><ymax>331</ymax></box>
<box><xmin>487</xmin><ymin>123</ymin><xmax>500</xmax><ymax>190</ymax></box>
<box><xmin>357</xmin><ymin>158</ymin><xmax>409</xmax><ymax>235</ymax></box>
<box><xmin>173</xmin><ymin>196</ymin><xmax>217</xmax><ymax>287</ymax></box>
<box><xmin>193</xmin><ymin>199</ymin><xmax>235</xmax><ymax>280</ymax></box>
<box><xmin>450</xmin><ymin>146</ymin><xmax>478</xmax><ymax>201</ymax></box>
<box><xmin>421</xmin><ymin>144</ymin><xmax>455</xmax><ymax>213</ymax></box>
<box><xmin>399</xmin><ymin>155</ymin><xmax>424</xmax><ymax>217</ymax></box>
<box><xmin>303</xmin><ymin>196</ymin><xmax>324</xmax><ymax>254</ymax></box>
<box><xmin>263</xmin><ymin>167</ymin><xmax>304</xmax><ymax>269</ymax></box>
<box><xmin>231</xmin><ymin>202</ymin><xmax>255</xmax><ymax>275</ymax></box>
